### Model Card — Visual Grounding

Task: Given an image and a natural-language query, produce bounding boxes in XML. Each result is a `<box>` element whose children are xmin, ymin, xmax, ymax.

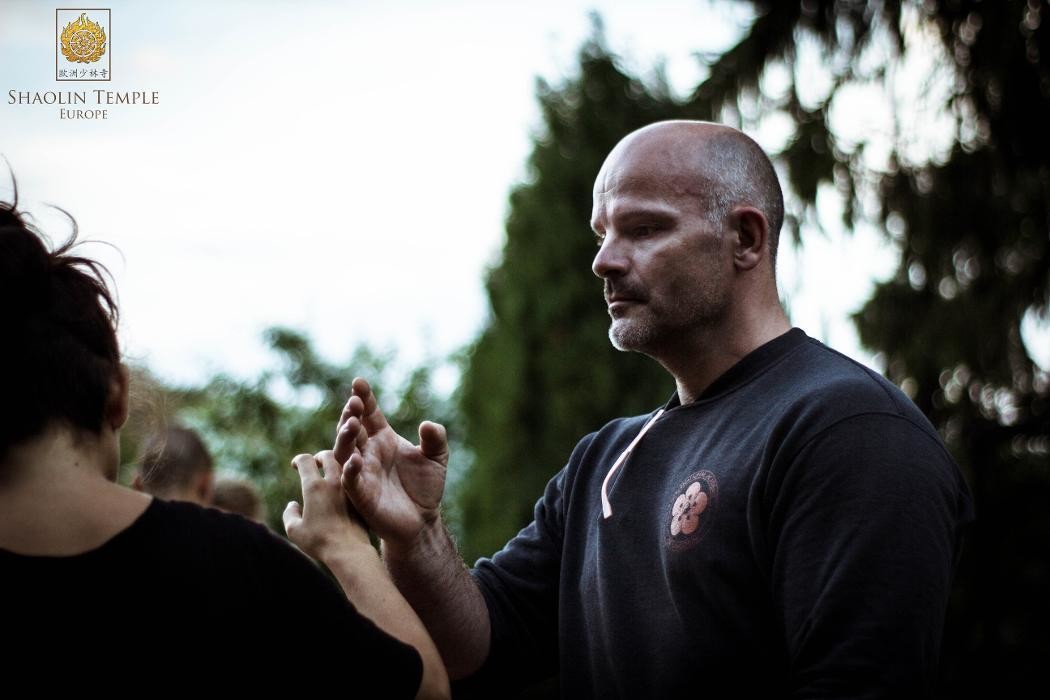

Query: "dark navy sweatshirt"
<box><xmin>466</xmin><ymin>328</ymin><xmax>973</xmax><ymax>699</ymax></box>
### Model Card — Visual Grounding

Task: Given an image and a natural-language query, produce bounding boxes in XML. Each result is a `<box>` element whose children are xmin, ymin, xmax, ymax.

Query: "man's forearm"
<box><xmin>382</xmin><ymin>519</ymin><xmax>491</xmax><ymax>680</ymax></box>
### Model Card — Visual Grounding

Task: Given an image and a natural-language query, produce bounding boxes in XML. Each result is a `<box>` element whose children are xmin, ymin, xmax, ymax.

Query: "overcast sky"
<box><xmin>8</xmin><ymin>0</ymin><xmax>1031</xmax><ymax>391</ymax></box>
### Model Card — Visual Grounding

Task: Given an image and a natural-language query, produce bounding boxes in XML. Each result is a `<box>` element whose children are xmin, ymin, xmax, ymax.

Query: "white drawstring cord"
<box><xmin>600</xmin><ymin>409</ymin><xmax>664</xmax><ymax>519</ymax></box>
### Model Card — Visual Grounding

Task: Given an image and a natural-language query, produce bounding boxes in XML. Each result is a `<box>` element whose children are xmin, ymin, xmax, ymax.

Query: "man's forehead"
<box><xmin>593</xmin><ymin>148</ymin><xmax>712</xmax><ymax>201</ymax></box>
<box><xmin>591</xmin><ymin>168</ymin><xmax>711</xmax><ymax>224</ymax></box>
<box><xmin>593</xmin><ymin>173</ymin><xmax>699</xmax><ymax>199</ymax></box>
<box><xmin>590</xmin><ymin>156</ymin><xmax>718</xmax><ymax>230</ymax></box>
<box><xmin>590</xmin><ymin>185</ymin><xmax>691</xmax><ymax>230</ymax></box>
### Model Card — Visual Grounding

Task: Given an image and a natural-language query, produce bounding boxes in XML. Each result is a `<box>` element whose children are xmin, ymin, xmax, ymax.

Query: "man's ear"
<box><xmin>731</xmin><ymin>206</ymin><xmax>769</xmax><ymax>272</ymax></box>
<box><xmin>132</xmin><ymin>473</ymin><xmax>145</xmax><ymax>492</ymax></box>
<box><xmin>106</xmin><ymin>364</ymin><xmax>131</xmax><ymax>431</ymax></box>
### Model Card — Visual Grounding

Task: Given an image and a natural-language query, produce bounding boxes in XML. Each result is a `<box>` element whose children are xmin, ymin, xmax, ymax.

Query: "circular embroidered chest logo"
<box><xmin>667</xmin><ymin>469</ymin><xmax>718</xmax><ymax>552</ymax></box>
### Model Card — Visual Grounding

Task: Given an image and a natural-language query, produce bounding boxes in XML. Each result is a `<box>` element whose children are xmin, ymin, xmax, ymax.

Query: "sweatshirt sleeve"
<box><xmin>456</xmin><ymin>434</ymin><xmax>594</xmax><ymax>696</ymax></box>
<box><xmin>765</xmin><ymin>412</ymin><xmax>973</xmax><ymax>699</ymax></box>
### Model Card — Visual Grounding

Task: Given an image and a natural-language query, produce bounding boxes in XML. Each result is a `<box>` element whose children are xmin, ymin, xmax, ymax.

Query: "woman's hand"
<box><xmin>283</xmin><ymin>449</ymin><xmax>372</xmax><ymax>561</ymax></box>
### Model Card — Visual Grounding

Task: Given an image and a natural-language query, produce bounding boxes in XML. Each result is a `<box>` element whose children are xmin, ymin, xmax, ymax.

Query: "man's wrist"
<box><xmin>382</xmin><ymin>515</ymin><xmax>448</xmax><ymax>564</ymax></box>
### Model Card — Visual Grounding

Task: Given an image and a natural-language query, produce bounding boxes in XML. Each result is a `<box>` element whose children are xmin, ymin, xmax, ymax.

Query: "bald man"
<box><xmin>132</xmin><ymin>426</ymin><xmax>215</xmax><ymax>506</ymax></box>
<box><xmin>328</xmin><ymin>121</ymin><xmax>974</xmax><ymax>698</ymax></box>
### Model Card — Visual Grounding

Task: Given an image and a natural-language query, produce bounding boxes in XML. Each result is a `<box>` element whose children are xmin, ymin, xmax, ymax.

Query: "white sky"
<box><xmin>5</xmin><ymin>0</ymin><xmax>1022</xmax><ymax>390</ymax></box>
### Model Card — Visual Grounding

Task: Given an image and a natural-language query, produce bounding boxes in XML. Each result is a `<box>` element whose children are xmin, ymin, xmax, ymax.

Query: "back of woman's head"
<box><xmin>0</xmin><ymin>193</ymin><xmax>120</xmax><ymax>460</ymax></box>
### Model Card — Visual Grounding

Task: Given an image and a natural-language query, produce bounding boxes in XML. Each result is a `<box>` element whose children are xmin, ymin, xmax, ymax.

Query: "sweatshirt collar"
<box><xmin>663</xmin><ymin>327</ymin><xmax>808</xmax><ymax>410</ymax></box>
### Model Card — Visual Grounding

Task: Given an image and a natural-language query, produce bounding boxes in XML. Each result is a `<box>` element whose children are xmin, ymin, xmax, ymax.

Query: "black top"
<box><xmin>1</xmin><ymin>498</ymin><xmax>423</xmax><ymax>694</ymax></box>
<box><xmin>464</xmin><ymin>328</ymin><xmax>974</xmax><ymax>698</ymax></box>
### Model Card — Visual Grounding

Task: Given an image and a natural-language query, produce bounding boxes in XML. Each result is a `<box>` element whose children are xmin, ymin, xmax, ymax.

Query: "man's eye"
<box><xmin>633</xmin><ymin>226</ymin><xmax>656</xmax><ymax>237</ymax></box>
<box><xmin>594</xmin><ymin>232</ymin><xmax>605</xmax><ymax>247</ymax></box>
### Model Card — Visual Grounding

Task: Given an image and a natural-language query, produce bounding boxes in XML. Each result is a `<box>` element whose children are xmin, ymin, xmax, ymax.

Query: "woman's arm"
<box><xmin>284</xmin><ymin>450</ymin><xmax>450</xmax><ymax>700</ymax></box>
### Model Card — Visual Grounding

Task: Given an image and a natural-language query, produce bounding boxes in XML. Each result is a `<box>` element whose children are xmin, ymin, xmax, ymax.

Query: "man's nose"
<box><xmin>592</xmin><ymin>234</ymin><xmax>628</xmax><ymax>279</ymax></box>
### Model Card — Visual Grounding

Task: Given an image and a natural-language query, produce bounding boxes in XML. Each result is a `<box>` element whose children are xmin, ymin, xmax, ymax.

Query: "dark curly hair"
<box><xmin>0</xmin><ymin>183</ymin><xmax>121</xmax><ymax>460</ymax></box>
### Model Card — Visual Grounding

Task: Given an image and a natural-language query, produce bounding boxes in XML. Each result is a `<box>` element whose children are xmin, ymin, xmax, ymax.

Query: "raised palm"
<box><xmin>335</xmin><ymin>377</ymin><xmax>448</xmax><ymax>546</ymax></box>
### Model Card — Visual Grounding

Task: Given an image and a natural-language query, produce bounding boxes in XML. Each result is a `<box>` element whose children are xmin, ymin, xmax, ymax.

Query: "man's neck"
<box><xmin>663</xmin><ymin>309</ymin><xmax>791</xmax><ymax>405</ymax></box>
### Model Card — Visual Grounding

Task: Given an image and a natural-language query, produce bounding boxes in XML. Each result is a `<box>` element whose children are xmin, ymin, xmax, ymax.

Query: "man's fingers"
<box><xmin>419</xmin><ymin>421</ymin><xmax>450</xmax><ymax>465</ymax></box>
<box><xmin>341</xmin><ymin>452</ymin><xmax>374</xmax><ymax>511</ymax></box>
<box><xmin>337</xmin><ymin>399</ymin><xmax>353</xmax><ymax>432</ymax></box>
<box><xmin>342</xmin><ymin>452</ymin><xmax>364</xmax><ymax>491</ymax></box>
<box><xmin>334</xmin><ymin>417</ymin><xmax>359</xmax><ymax>464</ymax></box>
<box><xmin>352</xmin><ymin>376</ymin><xmax>373</xmax><ymax>404</ymax></box>
<box><xmin>334</xmin><ymin>416</ymin><xmax>369</xmax><ymax>464</ymax></box>
<box><xmin>335</xmin><ymin>395</ymin><xmax>365</xmax><ymax>449</ymax></box>
<box><xmin>352</xmin><ymin>377</ymin><xmax>390</xmax><ymax>432</ymax></box>
<box><xmin>344</xmin><ymin>395</ymin><xmax>365</xmax><ymax>420</ymax></box>
<box><xmin>354</xmin><ymin>419</ymin><xmax>368</xmax><ymax>451</ymax></box>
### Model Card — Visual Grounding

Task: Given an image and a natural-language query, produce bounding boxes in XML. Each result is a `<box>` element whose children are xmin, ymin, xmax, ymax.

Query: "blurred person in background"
<box><xmin>212</xmin><ymin>476</ymin><xmax>266</xmax><ymax>523</ymax></box>
<box><xmin>132</xmin><ymin>426</ymin><xmax>214</xmax><ymax>506</ymax></box>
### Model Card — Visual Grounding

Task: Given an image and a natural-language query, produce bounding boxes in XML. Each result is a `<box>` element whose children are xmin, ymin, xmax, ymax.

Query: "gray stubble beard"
<box><xmin>606</xmin><ymin>291</ymin><xmax>731</xmax><ymax>355</ymax></box>
<box><xmin>607</xmin><ymin>312</ymin><xmax>660</xmax><ymax>353</ymax></box>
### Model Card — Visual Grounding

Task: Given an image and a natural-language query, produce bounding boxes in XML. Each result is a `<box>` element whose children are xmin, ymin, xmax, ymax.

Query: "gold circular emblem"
<box><xmin>60</xmin><ymin>13</ymin><xmax>107</xmax><ymax>64</ymax></box>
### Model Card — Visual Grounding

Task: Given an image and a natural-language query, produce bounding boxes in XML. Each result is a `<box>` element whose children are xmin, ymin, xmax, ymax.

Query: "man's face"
<box><xmin>590</xmin><ymin>135</ymin><xmax>734</xmax><ymax>357</ymax></box>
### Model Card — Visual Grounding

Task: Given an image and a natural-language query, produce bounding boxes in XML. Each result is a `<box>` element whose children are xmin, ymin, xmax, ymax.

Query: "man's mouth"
<box><xmin>606</xmin><ymin>289</ymin><xmax>645</xmax><ymax>304</ymax></box>
<box><xmin>604</xmin><ymin>282</ymin><xmax>646</xmax><ymax>310</ymax></box>
<box><xmin>605</xmin><ymin>295</ymin><xmax>645</xmax><ymax>315</ymax></box>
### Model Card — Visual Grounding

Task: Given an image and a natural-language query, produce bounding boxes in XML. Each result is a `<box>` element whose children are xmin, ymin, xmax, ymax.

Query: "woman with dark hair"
<box><xmin>0</xmin><ymin>195</ymin><xmax>449</xmax><ymax>698</ymax></box>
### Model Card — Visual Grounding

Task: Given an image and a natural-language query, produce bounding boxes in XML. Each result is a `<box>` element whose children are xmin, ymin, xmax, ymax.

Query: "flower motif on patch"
<box><xmin>670</xmin><ymin>482</ymin><xmax>708</xmax><ymax>536</ymax></box>
<box><xmin>667</xmin><ymin>469</ymin><xmax>718</xmax><ymax>552</ymax></box>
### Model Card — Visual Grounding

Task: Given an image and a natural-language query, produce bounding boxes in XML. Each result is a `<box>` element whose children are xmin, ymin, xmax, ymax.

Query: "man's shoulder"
<box><xmin>756</xmin><ymin>336</ymin><xmax>946</xmax><ymax>454</ymax></box>
<box><xmin>781</xmin><ymin>336</ymin><xmax>918</xmax><ymax>414</ymax></box>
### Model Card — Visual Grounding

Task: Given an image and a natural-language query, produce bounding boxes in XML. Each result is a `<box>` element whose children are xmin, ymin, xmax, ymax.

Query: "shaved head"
<box><xmin>597</xmin><ymin>120</ymin><xmax>785</xmax><ymax>265</ymax></box>
<box><xmin>591</xmin><ymin>120</ymin><xmax>794</xmax><ymax>398</ymax></box>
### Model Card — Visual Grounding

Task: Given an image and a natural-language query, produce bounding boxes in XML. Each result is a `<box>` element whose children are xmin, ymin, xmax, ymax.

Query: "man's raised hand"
<box><xmin>334</xmin><ymin>377</ymin><xmax>448</xmax><ymax>548</ymax></box>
